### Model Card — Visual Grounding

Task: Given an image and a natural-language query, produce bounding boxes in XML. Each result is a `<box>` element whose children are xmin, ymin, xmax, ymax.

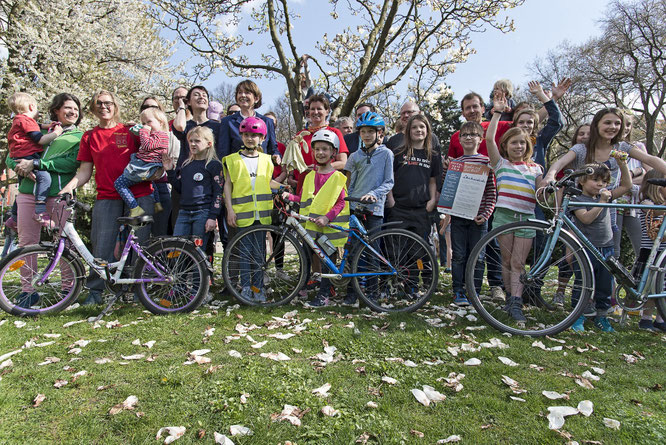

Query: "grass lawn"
<box><xmin>1</xmin><ymin>270</ymin><xmax>665</xmax><ymax>444</ymax></box>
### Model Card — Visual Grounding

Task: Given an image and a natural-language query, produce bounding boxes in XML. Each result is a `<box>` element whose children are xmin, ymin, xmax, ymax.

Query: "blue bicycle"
<box><xmin>222</xmin><ymin>195</ymin><xmax>438</xmax><ymax>312</ymax></box>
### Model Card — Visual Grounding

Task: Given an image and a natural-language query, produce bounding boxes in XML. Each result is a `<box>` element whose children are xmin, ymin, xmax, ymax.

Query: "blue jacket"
<box><xmin>218</xmin><ymin>111</ymin><xmax>277</xmax><ymax>158</ymax></box>
<box><xmin>533</xmin><ymin>99</ymin><xmax>563</xmax><ymax>168</ymax></box>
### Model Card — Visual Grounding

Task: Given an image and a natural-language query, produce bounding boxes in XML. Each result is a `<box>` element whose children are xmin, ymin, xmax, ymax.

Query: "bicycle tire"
<box><xmin>222</xmin><ymin>225</ymin><xmax>308</xmax><ymax>306</ymax></box>
<box><xmin>133</xmin><ymin>238</ymin><xmax>210</xmax><ymax>314</ymax></box>
<box><xmin>0</xmin><ymin>244</ymin><xmax>85</xmax><ymax>316</ymax></box>
<box><xmin>465</xmin><ymin>220</ymin><xmax>593</xmax><ymax>336</ymax></box>
<box><xmin>653</xmin><ymin>254</ymin><xmax>666</xmax><ymax>322</ymax></box>
<box><xmin>351</xmin><ymin>228</ymin><xmax>437</xmax><ymax>312</ymax></box>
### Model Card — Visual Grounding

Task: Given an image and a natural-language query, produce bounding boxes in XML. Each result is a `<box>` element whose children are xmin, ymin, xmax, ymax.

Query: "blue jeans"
<box><xmin>173</xmin><ymin>208</ymin><xmax>209</xmax><ymax>247</ymax></box>
<box><xmin>451</xmin><ymin>216</ymin><xmax>487</xmax><ymax>295</ymax></box>
<box><xmin>485</xmin><ymin>212</ymin><xmax>503</xmax><ymax>288</ymax></box>
<box><xmin>347</xmin><ymin>215</ymin><xmax>383</xmax><ymax>297</ymax></box>
<box><xmin>572</xmin><ymin>246</ymin><xmax>614</xmax><ymax>315</ymax></box>
<box><xmin>151</xmin><ymin>182</ymin><xmax>172</xmax><ymax>237</ymax></box>
<box><xmin>237</xmin><ymin>228</ymin><xmax>266</xmax><ymax>289</ymax></box>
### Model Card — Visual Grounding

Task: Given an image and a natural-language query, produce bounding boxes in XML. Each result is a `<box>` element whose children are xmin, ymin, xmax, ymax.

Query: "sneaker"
<box><xmin>583</xmin><ymin>303</ymin><xmax>597</xmax><ymax>317</ymax></box>
<box><xmin>306</xmin><ymin>294</ymin><xmax>329</xmax><ymax>307</ymax></box>
<box><xmin>33</xmin><ymin>212</ymin><xmax>55</xmax><ymax>229</ymax></box>
<box><xmin>275</xmin><ymin>269</ymin><xmax>290</xmax><ymax>281</ymax></box>
<box><xmin>82</xmin><ymin>290</ymin><xmax>103</xmax><ymax>305</ymax></box>
<box><xmin>505</xmin><ymin>296</ymin><xmax>526</xmax><ymax>322</ymax></box>
<box><xmin>593</xmin><ymin>316</ymin><xmax>615</xmax><ymax>333</ymax></box>
<box><xmin>653</xmin><ymin>321</ymin><xmax>666</xmax><ymax>332</ymax></box>
<box><xmin>571</xmin><ymin>315</ymin><xmax>586</xmax><ymax>332</ymax></box>
<box><xmin>444</xmin><ymin>268</ymin><xmax>451</xmax><ymax>274</ymax></box>
<box><xmin>552</xmin><ymin>291</ymin><xmax>565</xmax><ymax>306</ymax></box>
<box><xmin>491</xmin><ymin>286</ymin><xmax>505</xmax><ymax>301</ymax></box>
<box><xmin>240</xmin><ymin>286</ymin><xmax>253</xmax><ymax>302</ymax></box>
<box><xmin>453</xmin><ymin>293</ymin><xmax>470</xmax><ymax>307</ymax></box>
<box><xmin>16</xmin><ymin>291</ymin><xmax>39</xmax><ymax>307</ymax></box>
<box><xmin>343</xmin><ymin>293</ymin><xmax>358</xmax><ymax>306</ymax></box>
<box><xmin>5</xmin><ymin>216</ymin><xmax>17</xmax><ymax>231</ymax></box>
<box><xmin>254</xmin><ymin>288</ymin><xmax>267</xmax><ymax>303</ymax></box>
<box><xmin>638</xmin><ymin>319</ymin><xmax>658</xmax><ymax>332</ymax></box>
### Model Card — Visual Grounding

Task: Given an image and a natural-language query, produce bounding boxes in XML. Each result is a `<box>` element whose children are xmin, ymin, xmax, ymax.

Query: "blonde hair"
<box><xmin>493</xmin><ymin>79</ymin><xmax>514</xmax><ymax>98</ymax></box>
<box><xmin>640</xmin><ymin>169</ymin><xmax>665</xmax><ymax>205</ymax></box>
<box><xmin>90</xmin><ymin>90</ymin><xmax>121</xmax><ymax>123</ymax></box>
<box><xmin>499</xmin><ymin>127</ymin><xmax>533</xmax><ymax>162</ymax></box>
<box><xmin>8</xmin><ymin>92</ymin><xmax>36</xmax><ymax>114</ymax></box>
<box><xmin>140</xmin><ymin>107</ymin><xmax>169</xmax><ymax>132</ymax></box>
<box><xmin>184</xmin><ymin>126</ymin><xmax>219</xmax><ymax>167</ymax></box>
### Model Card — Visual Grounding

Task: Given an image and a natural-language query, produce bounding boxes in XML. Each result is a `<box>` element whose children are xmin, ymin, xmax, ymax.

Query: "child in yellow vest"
<box><xmin>223</xmin><ymin>117</ymin><xmax>282</xmax><ymax>302</ymax></box>
<box><xmin>283</xmin><ymin>129</ymin><xmax>349</xmax><ymax>307</ymax></box>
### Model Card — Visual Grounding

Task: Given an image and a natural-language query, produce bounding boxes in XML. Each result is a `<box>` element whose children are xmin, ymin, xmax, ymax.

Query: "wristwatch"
<box><xmin>33</xmin><ymin>159</ymin><xmax>41</xmax><ymax>170</ymax></box>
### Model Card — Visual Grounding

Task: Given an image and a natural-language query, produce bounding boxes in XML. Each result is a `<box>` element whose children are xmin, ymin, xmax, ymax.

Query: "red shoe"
<box><xmin>4</xmin><ymin>216</ymin><xmax>17</xmax><ymax>231</ymax></box>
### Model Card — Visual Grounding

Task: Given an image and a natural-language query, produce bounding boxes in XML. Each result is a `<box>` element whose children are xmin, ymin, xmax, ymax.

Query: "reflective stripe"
<box><xmin>301</xmin><ymin>198</ymin><xmax>313</xmax><ymax>208</ymax></box>
<box><xmin>232</xmin><ymin>195</ymin><xmax>254</xmax><ymax>205</ymax></box>
<box><xmin>236</xmin><ymin>211</ymin><xmax>256</xmax><ymax>219</ymax></box>
<box><xmin>258</xmin><ymin>210</ymin><xmax>273</xmax><ymax>218</ymax></box>
<box><xmin>255</xmin><ymin>194</ymin><xmax>273</xmax><ymax>201</ymax></box>
<box><xmin>326</xmin><ymin>231</ymin><xmax>348</xmax><ymax>241</ymax></box>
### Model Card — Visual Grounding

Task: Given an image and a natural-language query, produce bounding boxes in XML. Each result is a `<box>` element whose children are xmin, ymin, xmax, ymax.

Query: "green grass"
<box><xmin>1</xmin><ymin>273</ymin><xmax>665</xmax><ymax>444</ymax></box>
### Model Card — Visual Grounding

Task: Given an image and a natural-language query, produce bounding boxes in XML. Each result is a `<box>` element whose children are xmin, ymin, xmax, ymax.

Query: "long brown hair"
<box><xmin>399</xmin><ymin>114</ymin><xmax>433</xmax><ymax>160</ymax></box>
<box><xmin>585</xmin><ymin>108</ymin><xmax>625</xmax><ymax>164</ymax></box>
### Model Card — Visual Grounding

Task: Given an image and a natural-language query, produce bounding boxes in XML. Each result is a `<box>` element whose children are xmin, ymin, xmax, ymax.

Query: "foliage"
<box><xmin>150</xmin><ymin>0</ymin><xmax>524</xmax><ymax>129</ymax></box>
<box><xmin>418</xmin><ymin>84</ymin><xmax>461</xmax><ymax>150</ymax></box>
<box><xmin>530</xmin><ymin>0</ymin><xmax>666</xmax><ymax>156</ymax></box>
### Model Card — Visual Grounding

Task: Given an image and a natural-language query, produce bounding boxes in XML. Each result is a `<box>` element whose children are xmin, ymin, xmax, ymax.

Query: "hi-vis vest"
<box><xmin>225</xmin><ymin>152</ymin><xmax>274</xmax><ymax>227</ymax></box>
<box><xmin>300</xmin><ymin>170</ymin><xmax>350</xmax><ymax>247</ymax></box>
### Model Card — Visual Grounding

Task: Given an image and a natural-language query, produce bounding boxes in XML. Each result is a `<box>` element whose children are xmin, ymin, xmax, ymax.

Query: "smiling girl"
<box><xmin>486</xmin><ymin>95</ymin><xmax>544</xmax><ymax>322</ymax></box>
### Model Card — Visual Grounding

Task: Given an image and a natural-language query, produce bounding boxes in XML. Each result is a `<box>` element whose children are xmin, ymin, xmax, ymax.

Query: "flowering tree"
<box><xmin>150</xmin><ymin>0</ymin><xmax>524</xmax><ymax>130</ymax></box>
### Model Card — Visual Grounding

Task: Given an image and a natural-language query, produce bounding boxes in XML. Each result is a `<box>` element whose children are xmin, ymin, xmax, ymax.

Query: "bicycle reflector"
<box><xmin>417</xmin><ymin>259</ymin><xmax>424</xmax><ymax>270</ymax></box>
<box><xmin>8</xmin><ymin>260</ymin><xmax>25</xmax><ymax>272</ymax></box>
<box><xmin>167</xmin><ymin>251</ymin><xmax>182</xmax><ymax>258</ymax></box>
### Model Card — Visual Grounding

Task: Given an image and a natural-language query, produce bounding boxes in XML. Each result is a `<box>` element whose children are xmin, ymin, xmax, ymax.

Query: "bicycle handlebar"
<box><xmin>547</xmin><ymin>167</ymin><xmax>594</xmax><ymax>193</ymax></box>
<box><xmin>57</xmin><ymin>193</ymin><xmax>92</xmax><ymax>213</ymax></box>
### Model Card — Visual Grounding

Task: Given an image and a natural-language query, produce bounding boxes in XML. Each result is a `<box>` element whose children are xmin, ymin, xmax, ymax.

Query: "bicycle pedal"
<box><xmin>94</xmin><ymin>258</ymin><xmax>108</xmax><ymax>266</ymax></box>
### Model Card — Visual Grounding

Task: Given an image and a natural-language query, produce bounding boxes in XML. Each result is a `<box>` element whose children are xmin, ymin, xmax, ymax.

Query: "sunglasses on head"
<box><xmin>140</xmin><ymin>104</ymin><xmax>159</xmax><ymax>111</ymax></box>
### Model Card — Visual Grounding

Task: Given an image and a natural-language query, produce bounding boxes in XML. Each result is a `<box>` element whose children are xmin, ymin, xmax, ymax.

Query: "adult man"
<box><xmin>343</xmin><ymin>103</ymin><xmax>376</xmax><ymax>155</ymax></box>
<box><xmin>169</xmin><ymin>86</ymin><xmax>190</xmax><ymax>128</ymax></box>
<box><xmin>385</xmin><ymin>100</ymin><xmax>441</xmax><ymax>152</ymax></box>
<box><xmin>447</xmin><ymin>92</ymin><xmax>511</xmax><ymax>159</ymax></box>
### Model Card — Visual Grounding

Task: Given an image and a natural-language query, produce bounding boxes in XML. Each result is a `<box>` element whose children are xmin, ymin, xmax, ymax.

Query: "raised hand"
<box><xmin>493</xmin><ymin>91</ymin><xmax>508</xmax><ymax>112</ymax></box>
<box><xmin>528</xmin><ymin>81</ymin><xmax>549</xmax><ymax>103</ymax></box>
<box><xmin>551</xmin><ymin>78</ymin><xmax>572</xmax><ymax>100</ymax></box>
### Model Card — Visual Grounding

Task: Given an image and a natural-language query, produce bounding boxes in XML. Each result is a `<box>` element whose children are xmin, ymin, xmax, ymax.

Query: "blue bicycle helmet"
<box><xmin>356</xmin><ymin>111</ymin><xmax>385</xmax><ymax>130</ymax></box>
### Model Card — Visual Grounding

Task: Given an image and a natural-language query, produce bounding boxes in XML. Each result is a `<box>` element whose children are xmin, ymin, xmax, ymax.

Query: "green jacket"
<box><xmin>6</xmin><ymin>127</ymin><xmax>82</xmax><ymax>196</ymax></box>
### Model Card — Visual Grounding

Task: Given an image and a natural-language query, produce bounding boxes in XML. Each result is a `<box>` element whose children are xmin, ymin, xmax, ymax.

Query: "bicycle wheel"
<box><xmin>351</xmin><ymin>228</ymin><xmax>437</xmax><ymax>312</ymax></box>
<box><xmin>133</xmin><ymin>238</ymin><xmax>210</xmax><ymax>314</ymax></box>
<box><xmin>222</xmin><ymin>225</ymin><xmax>308</xmax><ymax>306</ymax></box>
<box><xmin>466</xmin><ymin>220</ymin><xmax>593</xmax><ymax>336</ymax></box>
<box><xmin>653</xmin><ymin>254</ymin><xmax>666</xmax><ymax>322</ymax></box>
<box><xmin>0</xmin><ymin>244</ymin><xmax>85</xmax><ymax>316</ymax></box>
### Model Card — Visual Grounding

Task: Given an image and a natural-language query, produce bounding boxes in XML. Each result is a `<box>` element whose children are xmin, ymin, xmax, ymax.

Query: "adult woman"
<box><xmin>218</xmin><ymin>80</ymin><xmax>278</xmax><ymax>159</ymax></box>
<box><xmin>7</xmin><ymin>93</ymin><xmax>83</xmax><ymax>307</ymax></box>
<box><xmin>60</xmin><ymin>90</ymin><xmax>154</xmax><ymax>305</ymax></box>
<box><xmin>139</xmin><ymin>96</ymin><xmax>180</xmax><ymax>236</ymax></box>
<box><xmin>543</xmin><ymin>108</ymin><xmax>666</xmax><ymax>187</ymax></box>
<box><xmin>289</xmin><ymin>94</ymin><xmax>348</xmax><ymax>187</ymax></box>
<box><xmin>173</xmin><ymin>85</ymin><xmax>221</xmax><ymax>167</ymax></box>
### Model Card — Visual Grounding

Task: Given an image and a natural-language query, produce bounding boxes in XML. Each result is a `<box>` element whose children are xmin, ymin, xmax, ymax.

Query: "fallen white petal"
<box><xmin>53</xmin><ymin>379</ymin><xmax>68</xmax><ymax>388</ymax></box>
<box><xmin>581</xmin><ymin>370</ymin><xmax>600</xmax><ymax>381</ymax></box>
<box><xmin>38</xmin><ymin>356</ymin><xmax>61</xmax><ymax>366</ymax></box>
<box><xmin>109</xmin><ymin>395</ymin><xmax>139</xmax><ymax>415</ymax></box>
<box><xmin>268</xmin><ymin>333</ymin><xmax>295</xmax><ymax>340</ymax></box>
<box><xmin>381</xmin><ymin>376</ymin><xmax>397</xmax><ymax>385</ymax></box>
<box><xmin>404</xmin><ymin>360</ymin><xmax>418</xmax><ymax>368</ymax></box>
<box><xmin>95</xmin><ymin>358</ymin><xmax>112</xmax><ymax>364</ymax></box>
<box><xmin>366</xmin><ymin>401</ymin><xmax>378</xmax><ymax>409</ymax></box>
<box><xmin>189</xmin><ymin>349</ymin><xmax>210</xmax><ymax>357</ymax></box>
<box><xmin>411</xmin><ymin>388</ymin><xmax>430</xmax><ymax>406</ymax></box>
<box><xmin>42</xmin><ymin>333</ymin><xmax>61</xmax><ymax>338</ymax></box>
<box><xmin>422</xmin><ymin>385</ymin><xmax>446</xmax><ymax>402</ymax></box>
<box><xmin>63</xmin><ymin>320</ymin><xmax>85</xmax><ymax>328</ymax></box>
<box><xmin>33</xmin><ymin>393</ymin><xmax>46</xmax><ymax>407</ymax></box>
<box><xmin>229</xmin><ymin>424</ymin><xmax>253</xmax><ymax>436</ymax></box>
<box><xmin>312</xmin><ymin>383</ymin><xmax>331</xmax><ymax>397</ymax></box>
<box><xmin>14</xmin><ymin>320</ymin><xmax>26</xmax><ymax>328</ymax></box>
<box><xmin>603</xmin><ymin>418</ymin><xmax>620</xmax><ymax>430</ymax></box>
<box><xmin>510</xmin><ymin>396</ymin><xmax>526</xmax><ymax>402</ymax></box>
<box><xmin>437</xmin><ymin>435</ymin><xmax>462</xmax><ymax>443</ymax></box>
<box><xmin>0</xmin><ymin>349</ymin><xmax>21</xmax><ymax>362</ymax></box>
<box><xmin>591</xmin><ymin>366</ymin><xmax>605</xmax><ymax>375</ymax></box>
<box><xmin>68</xmin><ymin>348</ymin><xmax>82</xmax><ymax>355</ymax></box>
<box><xmin>547</xmin><ymin>406</ymin><xmax>579</xmax><ymax>430</ymax></box>
<box><xmin>464</xmin><ymin>358</ymin><xmax>481</xmax><ymax>366</ymax></box>
<box><xmin>131</xmin><ymin>339</ymin><xmax>141</xmax><ymax>346</ymax></box>
<box><xmin>121</xmin><ymin>354</ymin><xmax>145</xmax><ymax>360</ymax></box>
<box><xmin>156</xmin><ymin>426</ymin><xmax>186</xmax><ymax>444</ymax></box>
<box><xmin>0</xmin><ymin>359</ymin><xmax>12</xmax><ymax>369</ymax></box>
<box><xmin>143</xmin><ymin>341</ymin><xmax>156</xmax><ymax>349</ymax></box>
<box><xmin>542</xmin><ymin>391</ymin><xmax>567</xmax><ymax>400</ymax></box>
<box><xmin>577</xmin><ymin>400</ymin><xmax>593</xmax><ymax>417</ymax></box>
<box><xmin>321</xmin><ymin>405</ymin><xmax>340</xmax><ymax>416</ymax></box>
<box><xmin>213</xmin><ymin>432</ymin><xmax>235</xmax><ymax>445</ymax></box>
<box><xmin>228</xmin><ymin>350</ymin><xmax>242</xmax><ymax>358</ymax></box>
<box><xmin>498</xmin><ymin>356</ymin><xmax>518</xmax><ymax>367</ymax></box>
<box><xmin>251</xmin><ymin>341</ymin><xmax>268</xmax><ymax>349</ymax></box>
<box><xmin>260</xmin><ymin>352</ymin><xmax>291</xmax><ymax>361</ymax></box>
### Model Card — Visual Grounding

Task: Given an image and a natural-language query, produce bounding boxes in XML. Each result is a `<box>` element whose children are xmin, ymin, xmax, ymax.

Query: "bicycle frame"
<box><xmin>283</xmin><ymin>210</ymin><xmax>397</xmax><ymax>280</ymax></box>
<box><xmin>40</xmin><ymin>212</ymin><xmax>169</xmax><ymax>287</ymax></box>
<box><xmin>531</xmin><ymin>194</ymin><xmax>666</xmax><ymax>301</ymax></box>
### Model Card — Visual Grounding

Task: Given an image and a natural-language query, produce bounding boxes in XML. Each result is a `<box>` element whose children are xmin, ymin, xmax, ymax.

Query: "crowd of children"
<box><xmin>6</xmin><ymin>77</ymin><xmax>666</xmax><ymax>333</ymax></box>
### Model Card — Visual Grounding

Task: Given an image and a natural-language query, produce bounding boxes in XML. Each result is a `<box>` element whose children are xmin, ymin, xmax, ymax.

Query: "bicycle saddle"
<box><xmin>117</xmin><ymin>215</ymin><xmax>154</xmax><ymax>226</ymax></box>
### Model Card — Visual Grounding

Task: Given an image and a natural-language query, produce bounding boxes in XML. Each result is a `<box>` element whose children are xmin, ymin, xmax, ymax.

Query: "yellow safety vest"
<box><xmin>300</xmin><ymin>170</ymin><xmax>350</xmax><ymax>247</ymax></box>
<box><xmin>224</xmin><ymin>152</ymin><xmax>274</xmax><ymax>227</ymax></box>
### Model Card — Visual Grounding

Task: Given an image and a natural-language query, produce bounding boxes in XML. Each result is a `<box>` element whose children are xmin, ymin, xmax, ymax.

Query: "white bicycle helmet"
<box><xmin>311</xmin><ymin>128</ymin><xmax>340</xmax><ymax>152</ymax></box>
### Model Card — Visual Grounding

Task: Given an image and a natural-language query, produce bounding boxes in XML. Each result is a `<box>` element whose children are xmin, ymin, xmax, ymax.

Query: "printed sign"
<box><xmin>437</xmin><ymin>160</ymin><xmax>490</xmax><ymax>220</ymax></box>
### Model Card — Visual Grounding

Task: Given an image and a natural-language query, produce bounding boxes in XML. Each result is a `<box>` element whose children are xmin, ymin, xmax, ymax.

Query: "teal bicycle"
<box><xmin>222</xmin><ymin>195</ymin><xmax>438</xmax><ymax>312</ymax></box>
<box><xmin>465</xmin><ymin>168</ymin><xmax>666</xmax><ymax>336</ymax></box>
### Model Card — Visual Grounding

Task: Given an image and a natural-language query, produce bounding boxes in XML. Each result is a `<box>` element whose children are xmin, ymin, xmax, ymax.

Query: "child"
<box><xmin>7</xmin><ymin>92</ymin><xmax>63</xmax><ymax>225</ymax></box>
<box><xmin>486</xmin><ymin>94</ymin><xmax>544</xmax><ymax>322</ymax></box>
<box><xmin>342</xmin><ymin>111</ymin><xmax>394</xmax><ymax>306</ymax></box>
<box><xmin>223</xmin><ymin>117</ymin><xmax>282</xmax><ymax>303</ymax></box>
<box><xmin>446</xmin><ymin>121</ymin><xmax>497</xmax><ymax>306</ymax></box>
<box><xmin>283</xmin><ymin>129</ymin><xmax>349</xmax><ymax>307</ymax></box>
<box><xmin>631</xmin><ymin>169</ymin><xmax>666</xmax><ymax>332</ymax></box>
<box><xmin>570</xmin><ymin>160</ymin><xmax>631</xmax><ymax>332</ymax></box>
<box><xmin>114</xmin><ymin>107</ymin><xmax>169</xmax><ymax>217</ymax></box>
<box><xmin>162</xmin><ymin>126</ymin><xmax>222</xmax><ymax>248</ymax></box>
<box><xmin>484</xmin><ymin>79</ymin><xmax>517</xmax><ymax>121</ymax></box>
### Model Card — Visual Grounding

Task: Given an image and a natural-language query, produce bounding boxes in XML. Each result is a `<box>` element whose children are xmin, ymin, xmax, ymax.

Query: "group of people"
<box><xmin>4</xmin><ymin>76</ymin><xmax>666</xmax><ymax>332</ymax></box>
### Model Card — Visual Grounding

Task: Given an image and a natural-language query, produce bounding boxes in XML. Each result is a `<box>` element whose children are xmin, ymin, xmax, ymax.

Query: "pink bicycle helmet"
<box><xmin>239</xmin><ymin>116</ymin><xmax>267</xmax><ymax>137</ymax></box>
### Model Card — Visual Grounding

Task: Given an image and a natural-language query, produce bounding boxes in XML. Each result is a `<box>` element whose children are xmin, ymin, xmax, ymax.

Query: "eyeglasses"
<box><xmin>172</xmin><ymin>95</ymin><xmax>186</xmax><ymax>101</ymax></box>
<box><xmin>96</xmin><ymin>101</ymin><xmax>114</xmax><ymax>109</ymax></box>
<box><xmin>140</xmin><ymin>104</ymin><xmax>159</xmax><ymax>111</ymax></box>
<box><xmin>461</xmin><ymin>133</ymin><xmax>481</xmax><ymax>139</ymax></box>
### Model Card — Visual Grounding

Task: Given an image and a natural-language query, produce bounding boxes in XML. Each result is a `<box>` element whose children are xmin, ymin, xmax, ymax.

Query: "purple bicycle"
<box><xmin>0</xmin><ymin>194</ymin><xmax>210</xmax><ymax>317</ymax></box>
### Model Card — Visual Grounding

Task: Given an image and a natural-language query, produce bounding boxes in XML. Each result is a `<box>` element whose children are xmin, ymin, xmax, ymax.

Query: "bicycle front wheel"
<box><xmin>465</xmin><ymin>221</ymin><xmax>593</xmax><ymax>336</ymax></box>
<box><xmin>653</xmin><ymin>254</ymin><xmax>666</xmax><ymax>322</ymax></box>
<box><xmin>0</xmin><ymin>245</ymin><xmax>85</xmax><ymax>316</ymax></box>
<box><xmin>351</xmin><ymin>229</ymin><xmax>438</xmax><ymax>312</ymax></box>
<box><xmin>222</xmin><ymin>225</ymin><xmax>308</xmax><ymax>306</ymax></box>
<box><xmin>133</xmin><ymin>238</ymin><xmax>210</xmax><ymax>314</ymax></box>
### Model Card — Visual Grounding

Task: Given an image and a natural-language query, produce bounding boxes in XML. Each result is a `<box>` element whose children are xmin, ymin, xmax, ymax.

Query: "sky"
<box><xmin>198</xmin><ymin>0</ymin><xmax>613</xmax><ymax>113</ymax></box>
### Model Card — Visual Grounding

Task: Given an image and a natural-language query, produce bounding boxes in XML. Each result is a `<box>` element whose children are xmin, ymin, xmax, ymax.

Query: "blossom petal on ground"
<box><xmin>32</xmin><ymin>394</ymin><xmax>46</xmax><ymax>407</ymax></box>
<box><xmin>547</xmin><ymin>406</ymin><xmax>579</xmax><ymax>430</ymax></box>
<box><xmin>312</xmin><ymin>383</ymin><xmax>331</xmax><ymax>397</ymax></box>
<box><xmin>381</xmin><ymin>376</ymin><xmax>397</xmax><ymax>385</ymax></box>
<box><xmin>498</xmin><ymin>357</ymin><xmax>518</xmax><ymax>367</ymax></box>
<box><xmin>422</xmin><ymin>385</ymin><xmax>446</xmax><ymax>402</ymax></box>
<box><xmin>603</xmin><ymin>418</ymin><xmax>620</xmax><ymax>430</ymax></box>
<box><xmin>577</xmin><ymin>400</ymin><xmax>594</xmax><ymax>417</ymax></box>
<box><xmin>121</xmin><ymin>354</ymin><xmax>145</xmax><ymax>360</ymax></box>
<box><xmin>321</xmin><ymin>405</ymin><xmax>340</xmax><ymax>417</ymax></box>
<box><xmin>411</xmin><ymin>388</ymin><xmax>430</xmax><ymax>406</ymax></box>
<box><xmin>260</xmin><ymin>352</ymin><xmax>291</xmax><ymax>361</ymax></box>
<box><xmin>437</xmin><ymin>435</ymin><xmax>462</xmax><ymax>443</ymax></box>
<box><xmin>213</xmin><ymin>432</ymin><xmax>235</xmax><ymax>445</ymax></box>
<box><xmin>542</xmin><ymin>391</ymin><xmax>568</xmax><ymax>400</ymax></box>
<box><xmin>464</xmin><ymin>358</ymin><xmax>481</xmax><ymax>366</ymax></box>
<box><xmin>228</xmin><ymin>350</ymin><xmax>242</xmax><ymax>358</ymax></box>
<box><xmin>156</xmin><ymin>426</ymin><xmax>186</xmax><ymax>444</ymax></box>
<box><xmin>109</xmin><ymin>395</ymin><xmax>139</xmax><ymax>415</ymax></box>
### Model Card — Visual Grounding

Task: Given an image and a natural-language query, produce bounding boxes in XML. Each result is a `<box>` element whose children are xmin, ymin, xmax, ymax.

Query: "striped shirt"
<box><xmin>137</xmin><ymin>128</ymin><xmax>169</xmax><ymax>163</ymax></box>
<box><xmin>492</xmin><ymin>158</ymin><xmax>543</xmax><ymax>214</ymax></box>
<box><xmin>638</xmin><ymin>200</ymin><xmax>666</xmax><ymax>251</ymax></box>
<box><xmin>443</xmin><ymin>153</ymin><xmax>496</xmax><ymax>220</ymax></box>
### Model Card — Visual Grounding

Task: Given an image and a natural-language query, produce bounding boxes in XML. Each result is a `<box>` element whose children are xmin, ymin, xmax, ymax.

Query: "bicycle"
<box><xmin>0</xmin><ymin>194</ymin><xmax>210</xmax><ymax>318</ymax></box>
<box><xmin>465</xmin><ymin>167</ymin><xmax>666</xmax><ymax>336</ymax></box>
<box><xmin>222</xmin><ymin>194</ymin><xmax>438</xmax><ymax>312</ymax></box>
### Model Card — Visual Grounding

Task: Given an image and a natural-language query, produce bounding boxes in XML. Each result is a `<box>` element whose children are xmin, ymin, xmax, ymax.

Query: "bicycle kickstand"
<box><xmin>93</xmin><ymin>292</ymin><xmax>120</xmax><ymax>322</ymax></box>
